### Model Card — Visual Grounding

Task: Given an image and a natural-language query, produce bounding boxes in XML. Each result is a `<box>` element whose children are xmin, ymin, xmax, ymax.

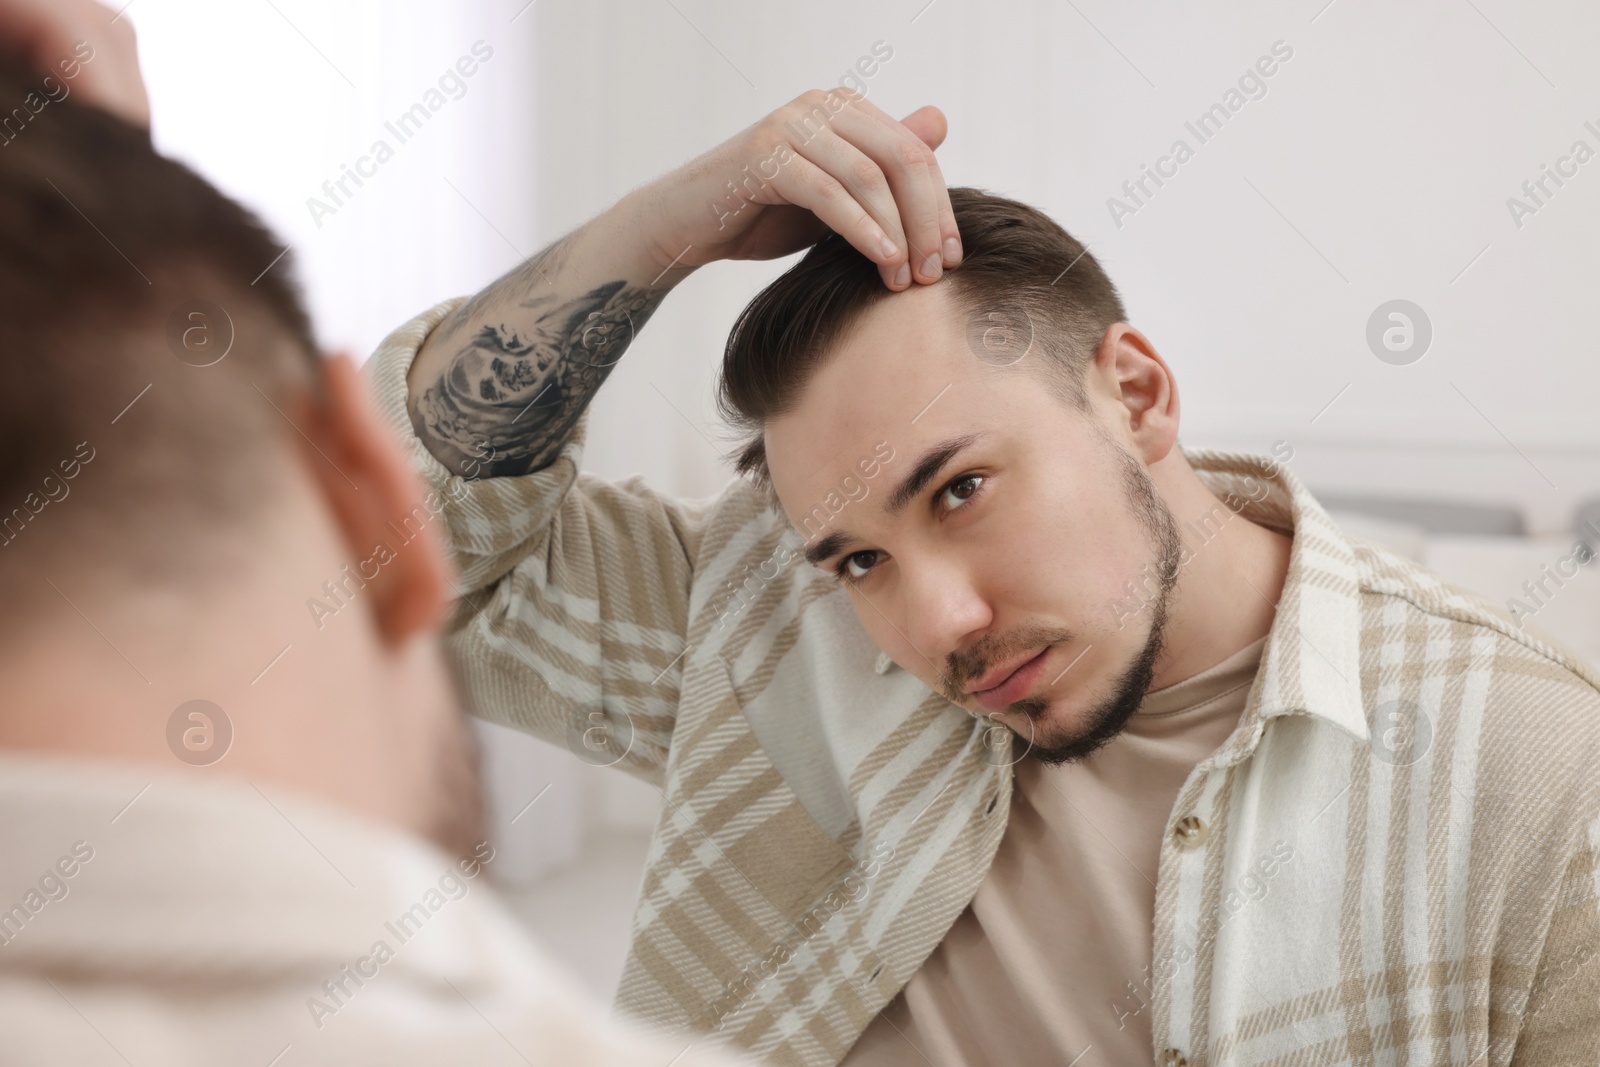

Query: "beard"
<box><xmin>994</xmin><ymin>439</ymin><xmax>1183</xmax><ymax>767</ymax></box>
<box><xmin>1010</xmin><ymin>595</ymin><xmax>1167</xmax><ymax>766</ymax></box>
<box><xmin>420</xmin><ymin>647</ymin><xmax>489</xmax><ymax>864</ymax></box>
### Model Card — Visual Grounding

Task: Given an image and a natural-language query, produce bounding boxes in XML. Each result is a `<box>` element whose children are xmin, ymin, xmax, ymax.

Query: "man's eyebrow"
<box><xmin>801</xmin><ymin>432</ymin><xmax>988</xmax><ymax>569</ymax></box>
<box><xmin>885</xmin><ymin>432</ymin><xmax>986</xmax><ymax>516</ymax></box>
<box><xmin>803</xmin><ymin>529</ymin><xmax>852</xmax><ymax>570</ymax></box>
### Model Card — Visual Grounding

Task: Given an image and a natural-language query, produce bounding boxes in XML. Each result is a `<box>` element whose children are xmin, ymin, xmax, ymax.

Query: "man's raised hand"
<box><xmin>407</xmin><ymin>90</ymin><xmax>962</xmax><ymax>479</ymax></box>
<box><xmin>633</xmin><ymin>90</ymin><xmax>962</xmax><ymax>291</ymax></box>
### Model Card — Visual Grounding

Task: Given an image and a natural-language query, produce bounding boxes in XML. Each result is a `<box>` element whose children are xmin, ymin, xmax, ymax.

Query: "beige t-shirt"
<box><xmin>840</xmin><ymin>637</ymin><xmax>1266</xmax><ymax>1066</ymax></box>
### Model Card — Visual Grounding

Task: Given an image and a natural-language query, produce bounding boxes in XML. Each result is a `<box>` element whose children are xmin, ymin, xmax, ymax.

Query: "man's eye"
<box><xmin>838</xmin><ymin>550</ymin><xmax>878</xmax><ymax>583</ymax></box>
<box><xmin>834</xmin><ymin>473</ymin><xmax>988</xmax><ymax>586</ymax></box>
<box><xmin>939</xmin><ymin>474</ymin><xmax>985</xmax><ymax>514</ymax></box>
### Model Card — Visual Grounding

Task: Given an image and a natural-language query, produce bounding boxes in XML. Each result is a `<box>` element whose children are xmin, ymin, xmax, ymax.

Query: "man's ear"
<box><xmin>1091</xmin><ymin>324</ymin><xmax>1180</xmax><ymax>465</ymax></box>
<box><xmin>292</xmin><ymin>351</ymin><xmax>454</xmax><ymax>648</ymax></box>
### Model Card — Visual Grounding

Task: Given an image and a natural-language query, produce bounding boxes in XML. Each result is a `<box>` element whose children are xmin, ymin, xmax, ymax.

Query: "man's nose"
<box><xmin>897</xmin><ymin>553</ymin><xmax>992</xmax><ymax>684</ymax></box>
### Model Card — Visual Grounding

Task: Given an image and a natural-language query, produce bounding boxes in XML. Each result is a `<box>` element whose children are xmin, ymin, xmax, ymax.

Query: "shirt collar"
<box><xmin>1184</xmin><ymin>446</ymin><xmax>1371</xmax><ymax>745</ymax></box>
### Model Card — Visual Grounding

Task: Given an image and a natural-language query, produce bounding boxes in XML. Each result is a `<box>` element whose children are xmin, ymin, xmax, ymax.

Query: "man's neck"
<box><xmin>1146</xmin><ymin>465</ymin><xmax>1294</xmax><ymax>691</ymax></box>
<box><xmin>0</xmin><ymin>571</ymin><xmax>447</xmax><ymax>848</ymax></box>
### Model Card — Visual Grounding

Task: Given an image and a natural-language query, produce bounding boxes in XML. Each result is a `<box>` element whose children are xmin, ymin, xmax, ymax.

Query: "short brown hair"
<box><xmin>0</xmin><ymin>49</ymin><xmax>321</xmax><ymax>595</ymax></box>
<box><xmin>716</xmin><ymin>187</ymin><xmax>1128</xmax><ymax>503</ymax></box>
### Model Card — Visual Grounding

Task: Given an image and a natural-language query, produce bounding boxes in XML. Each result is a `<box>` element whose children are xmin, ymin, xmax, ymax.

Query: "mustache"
<box><xmin>942</xmin><ymin>624</ymin><xmax>1075</xmax><ymax>699</ymax></box>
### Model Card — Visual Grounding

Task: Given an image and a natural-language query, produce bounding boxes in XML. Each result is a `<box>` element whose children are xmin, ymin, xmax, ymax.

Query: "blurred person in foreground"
<box><xmin>0</xmin><ymin>26</ymin><xmax>766</xmax><ymax>1067</ymax></box>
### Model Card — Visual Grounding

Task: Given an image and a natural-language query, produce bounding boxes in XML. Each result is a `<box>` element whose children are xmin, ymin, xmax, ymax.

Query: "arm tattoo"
<box><xmin>409</xmin><ymin>238</ymin><xmax>667</xmax><ymax>478</ymax></box>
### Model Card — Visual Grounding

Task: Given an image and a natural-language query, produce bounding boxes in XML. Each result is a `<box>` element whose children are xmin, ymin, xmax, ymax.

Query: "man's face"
<box><xmin>764</xmin><ymin>283</ymin><xmax>1181</xmax><ymax>765</ymax></box>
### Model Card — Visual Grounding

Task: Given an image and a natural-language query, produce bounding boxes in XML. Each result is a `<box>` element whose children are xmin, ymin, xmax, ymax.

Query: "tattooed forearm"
<box><xmin>408</xmin><ymin>236</ymin><xmax>669</xmax><ymax>478</ymax></box>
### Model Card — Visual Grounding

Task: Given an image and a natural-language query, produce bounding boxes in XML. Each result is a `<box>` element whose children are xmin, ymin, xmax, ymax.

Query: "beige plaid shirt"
<box><xmin>368</xmin><ymin>298</ymin><xmax>1600</xmax><ymax>1067</ymax></box>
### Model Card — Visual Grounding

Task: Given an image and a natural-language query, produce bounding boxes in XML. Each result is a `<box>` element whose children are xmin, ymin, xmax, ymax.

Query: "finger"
<box><xmin>853</xmin><ymin>98</ymin><xmax>961</xmax><ymax>268</ymax></box>
<box><xmin>786</xmin><ymin>126</ymin><xmax>911</xmax><ymax>290</ymax></box>
<box><xmin>897</xmin><ymin>105</ymin><xmax>948</xmax><ymax>151</ymax></box>
<box><xmin>0</xmin><ymin>0</ymin><xmax>151</xmax><ymax>127</ymax></box>
<box><xmin>763</xmin><ymin>150</ymin><xmax>909</xmax><ymax>288</ymax></box>
<box><xmin>922</xmin><ymin>146</ymin><xmax>961</xmax><ymax>268</ymax></box>
<box><xmin>823</xmin><ymin>102</ymin><xmax>946</xmax><ymax>283</ymax></box>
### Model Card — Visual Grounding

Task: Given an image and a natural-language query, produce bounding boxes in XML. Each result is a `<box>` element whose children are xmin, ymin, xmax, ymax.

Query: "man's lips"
<box><xmin>966</xmin><ymin>647</ymin><xmax>1046</xmax><ymax>694</ymax></box>
<box><xmin>965</xmin><ymin>646</ymin><xmax>1053</xmax><ymax>712</ymax></box>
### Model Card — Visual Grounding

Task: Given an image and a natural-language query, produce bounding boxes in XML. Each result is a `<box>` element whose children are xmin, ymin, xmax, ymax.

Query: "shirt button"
<box><xmin>1173</xmin><ymin>815</ymin><xmax>1208</xmax><ymax>849</ymax></box>
<box><xmin>1160</xmin><ymin>1049</ymin><xmax>1188</xmax><ymax>1067</ymax></box>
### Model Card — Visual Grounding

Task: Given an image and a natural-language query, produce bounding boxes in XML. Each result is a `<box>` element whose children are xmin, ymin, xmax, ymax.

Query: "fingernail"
<box><xmin>879</xmin><ymin>233</ymin><xmax>899</xmax><ymax>260</ymax></box>
<box><xmin>894</xmin><ymin>262</ymin><xmax>911</xmax><ymax>288</ymax></box>
<box><xmin>943</xmin><ymin>237</ymin><xmax>962</xmax><ymax>266</ymax></box>
<box><xmin>921</xmin><ymin>253</ymin><xmax>942</xmax><ymax>280</ymax></box>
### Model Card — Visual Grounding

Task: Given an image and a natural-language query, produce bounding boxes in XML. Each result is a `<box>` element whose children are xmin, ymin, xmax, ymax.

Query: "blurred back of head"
<box><xmin>0</xmin><ymin>47</ymin><xmax>320</xmax><ymax>610</ymax></box>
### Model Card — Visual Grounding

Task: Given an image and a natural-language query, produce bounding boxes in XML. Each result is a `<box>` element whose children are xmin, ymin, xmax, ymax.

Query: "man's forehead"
<box><xmin>768</xmin><ymin>378</ymin><xmax>1007</xmax><ymax>558</ymax></box>
<box><xmin>765</xmin><ymin>288</ymin><xmax>982</xmax><ymax>506</ymax></box>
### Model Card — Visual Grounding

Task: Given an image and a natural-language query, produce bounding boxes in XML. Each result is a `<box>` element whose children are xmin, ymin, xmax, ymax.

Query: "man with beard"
<box><xmin>380</xmin><ymin>99</ymin><xmax>1600</xmax><ymax>1065</ymax></box>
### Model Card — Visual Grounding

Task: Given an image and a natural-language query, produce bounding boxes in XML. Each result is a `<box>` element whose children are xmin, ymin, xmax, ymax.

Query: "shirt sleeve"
<box><xmin>362</xmin><ymin>297</ymin><xmax>731</xmax><ymax>786</ymax></box>
<box><xmin>1507</xmin><ymin>807</ymin><xmax>1600</xmax><ymax>1065</ymax></box>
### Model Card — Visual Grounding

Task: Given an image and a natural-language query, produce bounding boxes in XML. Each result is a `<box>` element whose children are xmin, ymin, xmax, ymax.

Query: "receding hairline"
<box><xmin>719</xmin><ymin>187</ymin><xmax>1130</xmax><ymax>511</ymax></box>
<box><xmin>744</xmin><ymin>278</ymin><xmax>1107</xmax><ymax>515</ymax></box>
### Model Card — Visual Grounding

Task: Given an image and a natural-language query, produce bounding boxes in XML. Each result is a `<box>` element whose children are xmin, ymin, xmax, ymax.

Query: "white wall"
<box><xmin>132</xmin><ymin>0</ymin><xmax>1600</xmax><ymax>847</ymax></box>
<box><xmin>136</xmin><ymin>0</ymin><xmax>538</xmax><ymax>361</ymax></box>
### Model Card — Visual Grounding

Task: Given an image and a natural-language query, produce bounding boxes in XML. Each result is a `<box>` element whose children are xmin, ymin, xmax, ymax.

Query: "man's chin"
<box><xmin>998</xmin><ymin>673</ymin><xmax>1147</xmax><ymax>767</ymax></box>
<box><xmin>1011</xmin><ymin>693</ymin><xmax>1052</xmax><ymax>722</ymax></box>
<box><xmin>1008</xmin><ymin>696</ymin><xmax>1076</xmax><ymax>751</ymax></box>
